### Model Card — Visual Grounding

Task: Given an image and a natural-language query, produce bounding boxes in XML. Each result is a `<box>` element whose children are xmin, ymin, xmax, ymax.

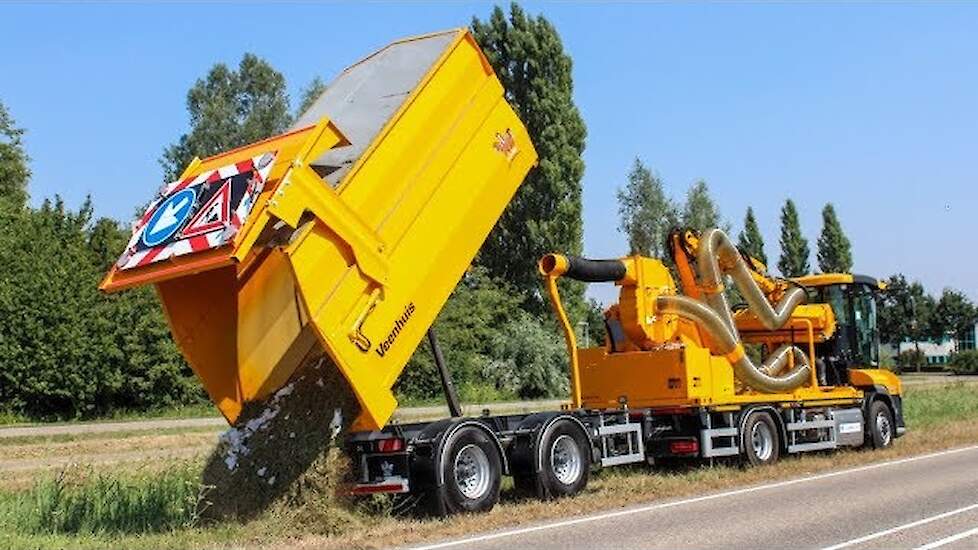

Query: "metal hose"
<box><xmin>696</xmin><ymin>228</ymin><xmax>807</xmax><ymax>334</ymax></box>
<box><xmin>657</xmin><ymin>290</ymin><xmax>811</xmax><ymax>392</ymax></box>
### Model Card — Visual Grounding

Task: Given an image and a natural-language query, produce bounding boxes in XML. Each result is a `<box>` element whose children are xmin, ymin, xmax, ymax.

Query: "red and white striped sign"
<box><xmin>117</xmin><ymin>151</ymin><xmax>276</xmax><ymax>271</ymax></box>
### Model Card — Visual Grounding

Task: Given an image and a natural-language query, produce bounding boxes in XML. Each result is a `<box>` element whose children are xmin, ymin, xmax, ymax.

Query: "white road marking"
<box><xmin>822</xmin><ymin>503</ymin><xmax>978</xmax><ymax>549</ymax></box>
<box><xmin>915</xmin><ymin>525</ymin><xmax>978</xmax><ymax>550</ymax></box>
<box><xmin>408</xmin><ymin>444</ymin><xmax>978</xmax><ymax>550</ymax></box>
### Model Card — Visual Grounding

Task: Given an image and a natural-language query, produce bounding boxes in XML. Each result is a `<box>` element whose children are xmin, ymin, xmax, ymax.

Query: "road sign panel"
<box><xmin>141</xmin><ymin>188</ymin><xmax>196</xmax><ymax>247</ymax></box>
<box><xmin>118</xmin><ymin>151</ymin><xmax>277</xmax><ymax>271</ymax></box>
<box><xmin>181</xmin><ymin>179</ymin><xmax>231</xmax><ymax>238</ymax></box>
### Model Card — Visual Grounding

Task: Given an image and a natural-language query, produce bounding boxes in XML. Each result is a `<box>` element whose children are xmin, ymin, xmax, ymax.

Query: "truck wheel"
<box><xmin>439</xmin><ymin>426</ymin><xmax>502</xmax><ymax>515</ymax></box>
<box><xmin>866</xmin><ymin>400</ymin><xmax>894</xmax><ymax>449</ymax></box>
<box><xmin>537</xmin><ymin>420</ymin><xmax>590</xmax><ymax>499</ymax></box>
<box><xmin>742</xmin><ymin>411</ymin><xmax>781</xmax><ymax>466</ymax></box>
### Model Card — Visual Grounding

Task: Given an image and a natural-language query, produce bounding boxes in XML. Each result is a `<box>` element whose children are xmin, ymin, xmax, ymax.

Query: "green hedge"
<box><xmin>949</xmin><ymin>350</ymin><xmax>978</xmax><ymax>375</ymax></box>
<box><xmin>0</xmin><ymin>200</ymin><xmax>203</xmax><ymax>420</ymax></box>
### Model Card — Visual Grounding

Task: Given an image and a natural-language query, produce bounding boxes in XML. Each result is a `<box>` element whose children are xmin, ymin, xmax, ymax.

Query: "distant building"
<box><xmin>890</xmin><ymin>322</ymin><xmax>978</xmax><ymax>366</ymax></box>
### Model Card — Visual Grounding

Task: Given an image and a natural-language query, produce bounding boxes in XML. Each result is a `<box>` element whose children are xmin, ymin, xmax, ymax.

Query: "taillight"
<box><xmin>376</xmin><ymin>438</ymin><xmax>405</xmax><ymax>453</ymax></box>
<box><xmin>669</xmin><ymin>439</ymin><xmax>699</xmax><ymax>455</ymax></box>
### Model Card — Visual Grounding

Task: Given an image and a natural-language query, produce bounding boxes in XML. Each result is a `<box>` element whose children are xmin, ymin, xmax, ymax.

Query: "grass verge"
<box><xmin>2</xmin><ymin>382</ymin><xmax>977</xmax><ymax>550</ymax></box>
<box><xmin>0</xmin><ymin>403</ymin><xmax>217</xmax><ymax>427</ymax></box>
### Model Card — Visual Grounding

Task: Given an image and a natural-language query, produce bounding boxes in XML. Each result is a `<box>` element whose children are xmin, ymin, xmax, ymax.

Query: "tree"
<box><xmin>737</xmin><ymin>207</ymin><xmax>768</xmax><ymax>266</ymax></box>
<box><xmin>0</xmin><ymin>198</ymin><xmax>199</xmax><ymax>418</ymax></box>
<box><xmin>878</xmin><ymin>274</ymin><xmax>934</xmax><ymax>371</ymax></box>
<box><xmin>296</xmin><ymin>77</ymin><xmax>327</xmax><ymax>118</ymax></box>
<box><xmin>681</xmin><ymin>180</ymin><xmax>726</xmax><ymax>234</ymax></box>
<box><xmin>617</xmin><ymin>158</ymin><xmax>676</xmax><ymax>258</ymax></box>
<box><xmin>878</xmin><ymin>274</ymin><xmax>914</xmax><ymax>347</ymax></box>
<box><xmin>472</xmin><ymin>3</ymin><xmax>587</xmax><ymax>314</ymax></box>
<box><xmin>777</xmin><ymin>199</ymin><xmax>810</xmax><ymax>277</ymax></box>
<box><xmin>0</xmin><ymin>101</ymin><xmax>30</xmax><ymax>207</ymax></box>
<box><xmin>929</xmin><ymin>289</ymin><xmax>978</xmax><ymax>350</ymax></box>
<box><xmin>816</xmin><ymin>203</ymin><xmax>853</xmax><ymax>273</ymax></box>
<box><xmin>160</xmin><ymin>54</ymin><xmax>292</xmax><ymax>181</ymax></box>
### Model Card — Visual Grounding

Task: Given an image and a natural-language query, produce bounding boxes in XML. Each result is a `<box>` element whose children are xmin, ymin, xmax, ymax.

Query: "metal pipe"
<box><xmin>696</xmin><ymin>228</ymin><xmax>807</xmax><ymax>333</ymax></box>
<box><xmin>657</xmin><ymin>295</ymin><xmax>811</xmax><ymax>393</ymax></box>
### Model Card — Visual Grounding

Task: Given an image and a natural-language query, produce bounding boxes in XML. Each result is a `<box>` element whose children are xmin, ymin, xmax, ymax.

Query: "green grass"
<box><xmin>0</xmin><ymin>466</ymin><xmax>203</xmax><ymax>537</ymax></box>
<box><xmin>902</xmin><ymin>381</ymin><xmax>978</xmax><ymax>428</ymax></box>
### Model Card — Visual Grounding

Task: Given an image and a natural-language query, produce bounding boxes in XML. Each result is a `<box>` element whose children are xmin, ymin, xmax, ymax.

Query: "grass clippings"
<box><xmin>197</xmin><ymin>351</ymin><xmax>361</xmax><ymax>530</ymax></box>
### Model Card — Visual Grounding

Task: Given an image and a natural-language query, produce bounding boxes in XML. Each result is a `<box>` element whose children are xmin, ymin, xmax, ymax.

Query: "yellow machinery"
<box><xmin>101</xmin><ymin>29</ymin><xmax>537</xmax><ymax>431</ymax></box>
<box><xmin>540</xmin><ymin>228</ymin><xmax>901</xmax><ymax>411</ymax></box>
<box><xmin>99</xmin><ymin>27</ymin><xmax>907</xmax><ymax>515</ymax></box>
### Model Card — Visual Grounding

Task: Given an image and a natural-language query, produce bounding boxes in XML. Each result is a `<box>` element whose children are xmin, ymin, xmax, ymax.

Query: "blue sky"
<box><xmin>1</xmin><ymin>2</ymin><xmax>975</xmax><ymax>303</ymax></box>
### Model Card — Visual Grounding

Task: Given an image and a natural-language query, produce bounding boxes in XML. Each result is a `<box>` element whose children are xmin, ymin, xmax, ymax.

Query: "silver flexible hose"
<box><xmin>656</xmin><ymin>295</ymin><xmax>811</xmax><ymax>392</ymax></box>
<box><xmin>696</xmin><ymin>228</ymin><xmax>807</xmax><ymax>335</ymax></box>
<box><xmin>659</xmin><ymin>229</ymin><xmax>813</xmax><ymax>392</ymax></box>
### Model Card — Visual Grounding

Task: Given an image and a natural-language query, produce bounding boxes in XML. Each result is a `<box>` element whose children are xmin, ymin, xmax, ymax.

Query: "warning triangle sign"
<box><xmin>180</xmin><ymin>180</ymin><xmax>231</xmax><ymax>238</ymax></box>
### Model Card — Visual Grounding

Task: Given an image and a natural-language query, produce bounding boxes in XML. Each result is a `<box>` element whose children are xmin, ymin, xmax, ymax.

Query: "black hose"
<box><xmin>563</xmin><ymin>256</ymin><xmax>627</xmax><ymax>283</ymax></box>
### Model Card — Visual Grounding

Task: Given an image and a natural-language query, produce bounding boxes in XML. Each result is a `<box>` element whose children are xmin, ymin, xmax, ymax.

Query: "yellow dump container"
<box><xmin>101</xmin><ymin>29</ymin><xmax>537</xmax><ymax>431</ymax></box>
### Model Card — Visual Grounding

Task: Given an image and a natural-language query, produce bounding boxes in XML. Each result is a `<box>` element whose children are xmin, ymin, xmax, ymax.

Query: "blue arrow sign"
<box><xmin>142</xmin><ymin>188</ymin><xmax>197</xmax><ymax>248</ymax></box>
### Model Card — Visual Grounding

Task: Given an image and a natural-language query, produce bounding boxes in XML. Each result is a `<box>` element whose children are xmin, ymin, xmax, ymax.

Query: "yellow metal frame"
<box><xmin>102</xmin><ymin>29</ymin><xmax>538</xmax><ymax>432</ymax></box>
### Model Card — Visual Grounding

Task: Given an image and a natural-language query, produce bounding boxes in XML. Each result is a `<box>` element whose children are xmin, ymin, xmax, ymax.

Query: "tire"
<box><xmin>536</xmin><ymin>420</ymin><xmax>591</xmax><ymax>499</ymax></box>
<box><xmin>742</xmin><ymin>411</ymin><xmax>781</xmax><ymax>466</ymax></box>
<box><xmin>436</xmin><ymin>426</ymin><xmax>502</xmax><ymax>515</ymax></box>
<box><xmin>866</xmin><ymin>400</ymin><xmax>894</xmax><ymax>449</ymax></box>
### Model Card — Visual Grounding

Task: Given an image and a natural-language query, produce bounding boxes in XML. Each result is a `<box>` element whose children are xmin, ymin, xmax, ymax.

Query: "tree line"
<box><xmin>0</xmin><ymin>4</ymin><xmax>587</xmax><ymax>420</ymax></box>
<box><xmin>617</xmin><ymin>157</ymin><xmax>854</xmax><ymax>276</ymax></box>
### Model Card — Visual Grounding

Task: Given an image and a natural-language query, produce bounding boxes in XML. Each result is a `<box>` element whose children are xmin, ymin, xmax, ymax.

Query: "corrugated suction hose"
<box><xmin>656</xmin><ymin>295</ymin><xmax>811</xmax><ymax>393</ymax></box>
<box><xmin>673</xmin><ymin>228</ymin><xmax>811</xmax><ymax>392</ymax></box>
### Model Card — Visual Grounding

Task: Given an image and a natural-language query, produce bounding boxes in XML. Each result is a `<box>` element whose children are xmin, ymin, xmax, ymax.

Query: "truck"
<box><xmin>101</xmin><ymin>28</ymin><xmax>904</xmax><ymax>517</ymax></box>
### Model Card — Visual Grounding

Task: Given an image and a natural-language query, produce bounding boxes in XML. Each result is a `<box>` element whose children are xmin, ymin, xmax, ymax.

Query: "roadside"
<box><xmin>0</xmin><ymin>399</ymin><xmax>565</xmax><ymax>481</ymax></box>
<box><xmin>1</xmin><ymin>377</ymin><xmax>975</xmax><ymax>479</ymax></box>
<box><xmin>3</xmin><ymin>374</ymin><xmax>973</xmax><ymax>438</ymax></box>
<box><xmin>1</xmin><ymin>382</ymin><xmax>976</xmax><ymax>550</ymax></box>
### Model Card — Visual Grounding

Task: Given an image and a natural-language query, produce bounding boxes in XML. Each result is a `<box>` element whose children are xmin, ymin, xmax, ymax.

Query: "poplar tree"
<box><xmin>617</xmin><ymin>158</ymin><xmax>675</xmax><ymax>258</ymax></box>
<box><xmin>816</xmin><ymin>203</ymin><xmax>853</xmax><ymax>273</ymax></box>
<box><xmin>737</xmin><ymin>206</ymin><xmax>768</xmax><ymax>266</ymax></box>
<box><xmin>0</xmin><ymin>101</ymin><xmax>30</xmax><ymax>208</ymax></box>
<box><xmin>472</xmin><ymin>3</ymin><xmax>587</xmax><ymax>314</ymax></box>
<box><xmin>681</xmin><ymin>180</ymin><xmax>726</xmax><ymax>233</ymax></box>
<box><xmin>778</xmin><ymin>199</ymin><xmax>810</xmax><ymax>277</ymax></box>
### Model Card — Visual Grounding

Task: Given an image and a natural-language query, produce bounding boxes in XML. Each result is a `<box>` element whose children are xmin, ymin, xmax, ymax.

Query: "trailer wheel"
<box><xmin>866</xmin><ymin>400</ymin><xmax>894</xmax><ymax>449</ymax></box>
<box><xmin>537</xmin><ymin>420</ymin><xmax>591</xmax><ymax>499</ymax></box>
<box><xmin>438</xmin><ymin>426</ymin><xmax>502</xmax><ymax>515</ymax></box>
<box><xmin>742</xmin><ymin>411</ymin><xmax>781</xmax><ymax>466</ymax></box>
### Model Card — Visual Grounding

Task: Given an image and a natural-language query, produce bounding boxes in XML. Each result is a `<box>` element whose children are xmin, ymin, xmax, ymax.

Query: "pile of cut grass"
<box><xmin>197</xmin><ymin>351</ymin><xmax>362</xmax><ymax>529</ymax></box>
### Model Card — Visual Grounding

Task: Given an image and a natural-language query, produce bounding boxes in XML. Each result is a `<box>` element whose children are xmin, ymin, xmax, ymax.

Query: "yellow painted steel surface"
<box><xmin>102</xmin><ymin>29</ymin><xmax>537</xmax><ymax>431</ymax></box>
<box><xmin>850</xmin><ymin>368</ymin><xmax>902</xmax><ymax>395</ymax></box>
<box><xmin>578</xmin><ymin>343</ymin><xmax>863</xmax><ymax>411</ymax></box>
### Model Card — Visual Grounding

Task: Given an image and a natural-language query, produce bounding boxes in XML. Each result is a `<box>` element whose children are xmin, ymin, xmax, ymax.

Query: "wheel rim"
<box><xmin>454</xmin><ymin>444</ymin><xmax>491</xmax><ymax>499</ymax></box>
<box><xmin>751</xmin><ymin>421</ymin><xmax>775</xmax><ymax>461</ymax></box>
<box><xmin>550</xmin><ymin>434</ymin><xmax>582</xmax><ymax>485</ymax></box>
<box><xmin>876</xmin><ymin>411</ymin><xmax>892</xmax><ymax>446</ymax></box>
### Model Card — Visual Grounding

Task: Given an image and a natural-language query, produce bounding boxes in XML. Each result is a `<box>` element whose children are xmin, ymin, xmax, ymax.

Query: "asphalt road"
<box><xmin>410</xmin><ymin>445</ymin><xmax>978</xmax><ymax>550</ymax></box>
